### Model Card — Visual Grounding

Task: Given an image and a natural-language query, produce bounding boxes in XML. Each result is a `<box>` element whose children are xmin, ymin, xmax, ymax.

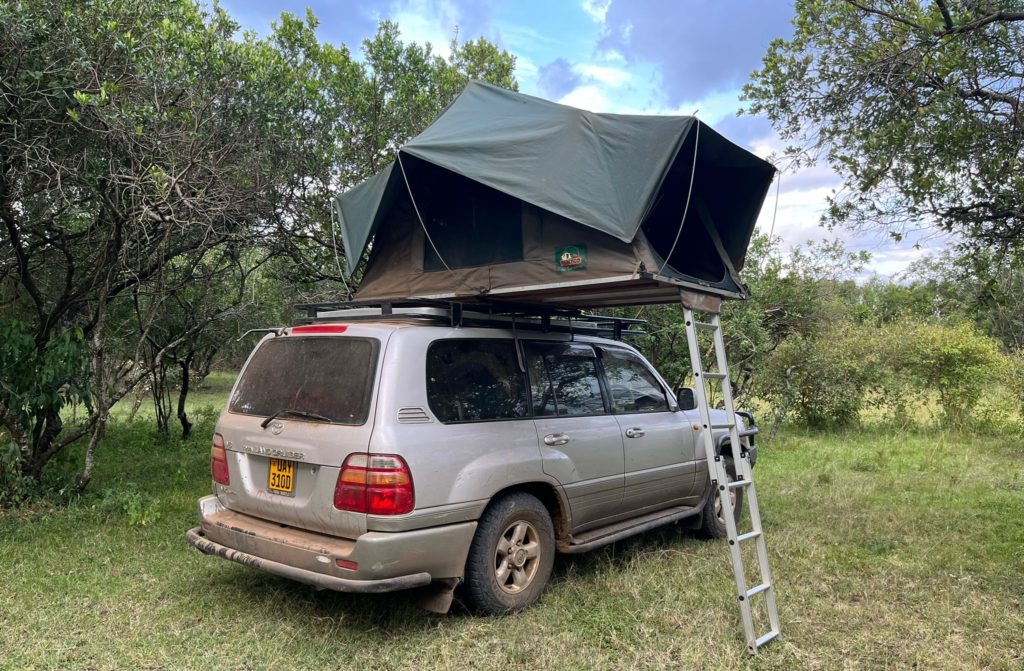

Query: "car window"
<box><xmin>525</xmin><ymin>342</ymin><xmax>606</xmax><ymax>417</ymax></box>
<box><xmin>426</xmin><ymin>339</ymin><xmax>529</xmax><ymax>423</ymax></box>
<box><xmin>229</xmin><ymin>336</ymin><xmax>379</xmax><ymax>424</ymax></box>
<box><xmin>601</xmin><ymin>348</ymin><xmax>670</xmax><ymax>413</ymax></box>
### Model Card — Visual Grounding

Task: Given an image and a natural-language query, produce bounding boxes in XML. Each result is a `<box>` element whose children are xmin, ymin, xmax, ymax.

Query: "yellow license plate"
<box><xmin>268</xmin><ymin>458</ymin><xmax>296</xmax><ymax>495</ymax></box>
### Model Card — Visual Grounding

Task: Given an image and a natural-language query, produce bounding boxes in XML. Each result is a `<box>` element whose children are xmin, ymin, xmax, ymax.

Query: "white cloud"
<box><xmin>558</xmin><ymin>85</ymin><xmax>614</xmax><ymax>112</ymax></box>
<box><xmin>575</xmin><ymin>64</ymin><xmax>630</xmax><ymax>86</ymax></box>
<box><xmin>516</xmin><ymin>55</ymin><xmax>539</xmax><ymax>80</ymax></box>
<box><xmin>581</xmin><ymin>0</ymin><xmax>611</xmax><ymax>24</ymax></box>
<box><xmin>598</xmin><ymin>48</ymin><xmax>627</xmax><ymax>63</ymax></box>
<box><xmin>388</xmin><ymin>0</ymin><xmax>460</xmax><ymax>57</ymax></box>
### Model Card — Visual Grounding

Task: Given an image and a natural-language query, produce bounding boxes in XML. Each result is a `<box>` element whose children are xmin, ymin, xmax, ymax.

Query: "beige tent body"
<box><xmin>356</xmin><ymin>197</ymin><xmax>709</xmax><ymax>308</ymax></box>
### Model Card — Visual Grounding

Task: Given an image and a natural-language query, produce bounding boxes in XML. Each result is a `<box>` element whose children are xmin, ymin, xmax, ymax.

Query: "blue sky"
<box><xmin>221</xmin><ymin>0</ymin><xmax>943</xmax><ymax>278</ymax></box>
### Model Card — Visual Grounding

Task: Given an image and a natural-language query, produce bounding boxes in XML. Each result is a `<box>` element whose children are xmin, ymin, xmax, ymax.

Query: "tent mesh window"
<box><xmin>420</xmin><ymin>169</ymin><xmax>524</xmax><ymax>272</ymax></box>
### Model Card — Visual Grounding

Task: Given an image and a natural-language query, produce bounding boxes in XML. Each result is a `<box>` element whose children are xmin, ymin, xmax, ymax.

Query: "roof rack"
<box><xmin>294</xmin><ymin>298</ymin><xmax>646</xmax><ymax>340</ymax></box>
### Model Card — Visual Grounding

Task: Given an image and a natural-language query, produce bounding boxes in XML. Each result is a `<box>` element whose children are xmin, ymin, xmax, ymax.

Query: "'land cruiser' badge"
<box><xmin>555</xmin><ymin>245</ymin><xmax>587</xmax><ymax>272</ymax></box>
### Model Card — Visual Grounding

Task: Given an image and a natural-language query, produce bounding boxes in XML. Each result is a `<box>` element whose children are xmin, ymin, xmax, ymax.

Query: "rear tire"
<box><xmin>462</xmin><ymin>492</ymin><xmax>555</xmax><ymax>615</ymax></box>
<box><xmin>698</xmin><ymin>457</ymin><xmax>743</xmax><ymax>539</ymax></box>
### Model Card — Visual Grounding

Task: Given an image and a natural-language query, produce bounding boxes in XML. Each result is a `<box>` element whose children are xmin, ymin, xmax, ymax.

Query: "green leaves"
<box><xmin>744</xmin><ymin>0</ymin><xmax>1024</xmax><ymax>259</ymax></box>
<box><xmin>0</xmin><ymin>321</ymin><xmax>91</xmax><ymax>433</ymax></box>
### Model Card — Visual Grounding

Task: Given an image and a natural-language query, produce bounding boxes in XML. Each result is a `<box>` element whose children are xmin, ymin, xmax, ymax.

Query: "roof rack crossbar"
<box><xmin>293</xmin><ymin>298</ymin><xmax>646</xmax><ymax>339</ymax></box>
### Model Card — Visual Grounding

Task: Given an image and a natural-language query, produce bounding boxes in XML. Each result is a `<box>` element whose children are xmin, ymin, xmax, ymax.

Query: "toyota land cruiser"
<box><xmin>186</xmin><ymin>307</ymin><xmax>758</xmax><ymax>614</ymax></box>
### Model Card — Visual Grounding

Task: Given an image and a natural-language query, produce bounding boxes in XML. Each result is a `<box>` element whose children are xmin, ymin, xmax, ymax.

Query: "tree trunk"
<box><xmin>23</xmin><ymin>410</ymin><xmax>63</xmax><ymax>480</ymax></box>
<box><xmin>768</xmin><ymin>366</ymin><xmax>796</xmax><ymax>442</ymax></box>
<box><xmin>75</xmin><ymin>278</ymin><xmax>112</xmax><ymax>492</ymax></box>
<box><xmin>151</xmin><ymin>359</ymin><xmax>172</xmax><ymax>439</ymax></box>
<box><xmin>177</xmin><ymin>352</ymin><xmax>194</xmax><ymax>439</ymax></box>
<box><xmin>74</xmin><ymin>414</ymin><xmax>106</xmax><ymax>492</ymax></box>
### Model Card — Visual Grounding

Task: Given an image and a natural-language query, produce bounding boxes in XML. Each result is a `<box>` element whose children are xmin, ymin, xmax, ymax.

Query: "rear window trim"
<box><xmin>228</xmin><ymin>334</ymin><xmax>381</xmax><ymax>426</ymax></box>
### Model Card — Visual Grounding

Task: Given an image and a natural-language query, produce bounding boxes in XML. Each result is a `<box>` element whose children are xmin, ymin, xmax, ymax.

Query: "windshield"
<box><xmin>229</xmin><ymin>336</ymin><xmax>379</xmax><ymax>425</ymax></box>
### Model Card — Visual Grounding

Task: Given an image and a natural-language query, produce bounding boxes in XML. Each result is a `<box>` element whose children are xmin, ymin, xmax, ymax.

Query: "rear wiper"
<box><xmin>260</xmin><ymin>408</ymin><xmax>332</xmax><ymax>429</ymax></box>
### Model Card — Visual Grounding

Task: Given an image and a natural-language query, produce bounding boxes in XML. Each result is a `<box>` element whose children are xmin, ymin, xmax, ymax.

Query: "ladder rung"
<box><xmin>702</xmin><ymin>372</ymin><xmax>728</xmax><ymax>380</ymax></box>
<box><xmin>746</xmin><ymin>582</ymin><xmax>771</xmax><ymax>598</ymax></box>
<box><xmin>736</xmin><ymin>530</ymin><xmax>762</xmax><ymax>543</ymax></box>
<box><xmin>727</xmin><ymin>479</ymin><xmax>750</xmax><ymax>489</ymax></box>
<box><xmin>710</xmin><ymin>422</ymin><xmax>734</xmax><ymax>429</ymax></box>
<box><xmin>693</xmin><ymin>320</ymin><xmax>718</xmax><ymax>331</ymax></box>
<box><xmin>754</xmin><ymin>630</ymin><xmax>780</xmax><ymax>648</ymax></box>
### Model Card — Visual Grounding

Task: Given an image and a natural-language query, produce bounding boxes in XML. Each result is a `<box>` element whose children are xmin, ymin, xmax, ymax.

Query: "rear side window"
<box><xmin>525</xmin><ymin>342</ymin><xmax>607</xmax><ymax>417</ymax></box>
<box><xmin>426</xmin><ymin>339</ymin><xmax>529</xmax><ymax>423</ymax></box>
<box><xmin>229</xmin><ymin>336</ymin><xmax>379</xmax><ymax>425</ymax></box>
<box><xmin>602</xmin><ymin>348</ymin><xmax>669</xmax><ymax>413</ymax></box>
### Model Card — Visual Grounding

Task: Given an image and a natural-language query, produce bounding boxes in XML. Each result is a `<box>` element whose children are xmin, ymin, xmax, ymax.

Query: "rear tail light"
<box><xmin>334</xmin><ymin>453</ymin><xmax>414</xmax><ymax>515</ymax></box>
<box><xmin>211</xmin><ymin>433</ymin><xmax>230</xmax><ymax>485</ymax></box>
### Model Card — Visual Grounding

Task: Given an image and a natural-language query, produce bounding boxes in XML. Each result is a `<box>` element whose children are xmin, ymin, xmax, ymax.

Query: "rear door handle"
<box><xmin>625</xmin><ymin>427</ymin><xmax>646</xmax><ymax>439</ymax></box>
<box><xmin>543</xmin><ymin>433</ymin><xmax>570</xmax><ymax>446</ymax></box>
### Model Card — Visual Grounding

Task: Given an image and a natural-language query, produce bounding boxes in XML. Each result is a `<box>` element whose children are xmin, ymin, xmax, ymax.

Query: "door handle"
<box><xmin>625</xmin><ymin>427</ymin><xmax>646</xmax><ymax>439</ymax></box>
<box><xmin>543</xmin><ymin>433</ymin><xmax>570</xmax><ymax>446</ymax></box>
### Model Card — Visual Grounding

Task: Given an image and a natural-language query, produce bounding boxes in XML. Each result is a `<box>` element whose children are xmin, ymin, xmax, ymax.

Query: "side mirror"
<box><xmin>676</xmin><ymin>386</ymin><xmax>696</xmax><ymax>411</ymax></box>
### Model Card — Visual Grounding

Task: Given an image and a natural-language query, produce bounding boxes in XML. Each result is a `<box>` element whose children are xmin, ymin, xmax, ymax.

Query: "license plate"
<box><xmin>268</xmin><ymin>458</ymin><xmax>296</xmax><ymax>496</ymax></box>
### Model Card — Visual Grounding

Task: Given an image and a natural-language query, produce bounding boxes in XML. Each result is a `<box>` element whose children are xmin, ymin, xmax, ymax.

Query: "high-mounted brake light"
<box><xmin>334</xmin><ymin>453</ymin><xmax>414</xmax><ymax>515</ymax></box>
<box><xmin>211</xmin><ymin>433</ymin><xmax>230</xmax><ymax>485</ymax></box>
<box><xmin>290</xmin><ymin>324</ymin><xmax>348</xmax><ymax>334</ymax></box>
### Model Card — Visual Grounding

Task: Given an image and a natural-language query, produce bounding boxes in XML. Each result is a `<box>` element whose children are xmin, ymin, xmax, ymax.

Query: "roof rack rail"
<box><xmin>293</xmin><ymin>298</ymin><xmax>646</xmax><ymax>339</ymax></box>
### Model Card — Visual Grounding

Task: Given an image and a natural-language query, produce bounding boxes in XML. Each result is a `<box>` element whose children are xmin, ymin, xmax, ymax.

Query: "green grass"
<box><xmin>1</xmin><ymin>386</ymin><xmax>1022</xmax><ymax>669</ymax></box>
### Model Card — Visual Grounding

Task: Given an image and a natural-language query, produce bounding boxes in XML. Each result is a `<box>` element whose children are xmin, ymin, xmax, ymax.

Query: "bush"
<box><xmin>756</xmin><ymin>322</ymin><xmax>879</xmax><ymax>428</ymax></box>
<box><xmin>1003</xmin><ymin>350</ymin><xmax>1024</xmax><ymax>425</ymax></box>
<box><xmin>757</xmin><ymin>319</ymin><xmax>1007</xmax><ymax>430</ymax></box>
<box><xmin>890</xmin><ymin>321</ymin><xmax>1004</xmax><ymax>428</ymax></box>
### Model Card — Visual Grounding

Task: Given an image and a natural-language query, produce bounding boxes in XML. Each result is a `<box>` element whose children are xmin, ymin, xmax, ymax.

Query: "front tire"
<box><xmin>698</xmin><ymin>457</ymin><xmax>743</xmax><ymax>538</ymax></box>
<box><xmin>462</xmin><ymin>492</ymin><xmax>555</xmax><ymax>615</ymax></box>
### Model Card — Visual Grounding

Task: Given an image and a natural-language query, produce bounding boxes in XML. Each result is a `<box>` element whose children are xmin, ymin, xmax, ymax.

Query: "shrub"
<box><xmin>892</xmin><ymin>321</ymin><xmax>1004</xmax><ymax>428</ymax></box>
<box><xmin>1003</xmin><ymin>350</ymin><xmax>1024</xmax><ymax>424</ymax></box>
<box><xmin>756</xmin><ymin>322</ymin><xmax>879</xmax><ymax>428</ymax></box>
<box><xmin>757</xmin><ymin>319</ymin><xmax>1007</xmax><ymax>430</ymax></box>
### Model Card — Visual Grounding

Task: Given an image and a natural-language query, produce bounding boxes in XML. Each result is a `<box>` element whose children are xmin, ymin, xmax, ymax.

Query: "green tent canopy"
<box><xmin>335</xmin><ymin>81</ymin><xmax>775</xmax><ymax>307</ymax></box>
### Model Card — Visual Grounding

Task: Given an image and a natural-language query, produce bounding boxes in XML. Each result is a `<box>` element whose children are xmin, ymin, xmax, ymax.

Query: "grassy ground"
<box><xmin>1</xmin><ymin>379</ymin><xmax>1022</xmax><ymax>670</ymax></box>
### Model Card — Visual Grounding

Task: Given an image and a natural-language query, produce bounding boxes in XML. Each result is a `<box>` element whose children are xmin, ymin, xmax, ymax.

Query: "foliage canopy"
<box><xmin>0</xmin><ymin>0</ymin><xmax>516</xmax><ymax>491</ymax></box>
<box><xmin>744</xmin><ymin>0</ymin><xmax>1024</xmax><ymax>257</ymax></box>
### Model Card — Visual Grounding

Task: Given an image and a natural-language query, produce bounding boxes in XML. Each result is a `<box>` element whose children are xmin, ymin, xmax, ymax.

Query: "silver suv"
<box><xmin>186</xmin><ymin>308</ymin><xmax>757</xmax><ymax>614</ymax></box>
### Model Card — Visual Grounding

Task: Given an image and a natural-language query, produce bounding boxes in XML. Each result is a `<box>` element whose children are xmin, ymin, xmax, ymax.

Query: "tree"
<box><xmin>0</xmin><ymin>0</ymin><xmax>518</xmax><ymax>494</ymax></box>
<box><xmin>744</xmin><ymin>1</ymin><xmax>1024</xmax><ymax>258</ymax></box>
<box><xmin>1</xmin><ymin>0</ymin><xmax>306</xmax><ymax>486</ymax></box>
<box><xmin>903</xmin><ymin>248</ymin><xmax>1024</xmax><ymax>350</ymax></box>
<box><xmin>627</xmin><ymin>235</ymin><xmax>867</xmax><ymax>405</ymax></box>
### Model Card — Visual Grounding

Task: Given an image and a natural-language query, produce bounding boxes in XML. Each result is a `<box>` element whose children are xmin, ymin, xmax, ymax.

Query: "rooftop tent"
<box><xmin>335</xmin><ymin>81</ymin><xmax>775</xmax><ymax>308</ymax></box>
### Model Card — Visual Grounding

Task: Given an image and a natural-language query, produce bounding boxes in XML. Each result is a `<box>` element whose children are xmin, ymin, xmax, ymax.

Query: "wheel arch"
<box><xmin>485</xmin><ymin>481</ymin><xmax>571</xmax><ymax>543</ymax></box>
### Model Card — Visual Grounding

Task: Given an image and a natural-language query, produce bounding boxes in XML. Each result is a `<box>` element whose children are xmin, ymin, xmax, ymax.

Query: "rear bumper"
<box><xmin>186</xmin><ymin>527</ymin><xmax>432</xmax><ymax>593</ymax></box>
<box><xmin>186</xmin><ymin>496</ymin><xmax>477</xmax><ymax>593</ymax></box>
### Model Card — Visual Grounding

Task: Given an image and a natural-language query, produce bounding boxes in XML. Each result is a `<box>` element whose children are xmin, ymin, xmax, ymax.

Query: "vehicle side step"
<box><xmin>558</xmin><ymin>505</ymin><xmax>700</xmax><ymax>554</ymax></box>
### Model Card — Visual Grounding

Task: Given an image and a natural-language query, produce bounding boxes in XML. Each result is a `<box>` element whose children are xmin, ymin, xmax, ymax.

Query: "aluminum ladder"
<box><xmin>682</xmin><ymin>296</ymin><xmax>781</xmax><ymax>655</ymax></box>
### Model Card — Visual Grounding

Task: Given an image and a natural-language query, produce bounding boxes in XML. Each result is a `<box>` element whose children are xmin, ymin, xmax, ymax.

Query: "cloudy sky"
<box><xmin>221</xmin><ymin>0</ymin><xmax>945</xmax><ymax>278</ymax></box>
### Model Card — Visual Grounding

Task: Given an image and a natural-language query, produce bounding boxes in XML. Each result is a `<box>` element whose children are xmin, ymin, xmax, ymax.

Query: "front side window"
<box><xmin>229</xmin><ymin>336</ymin><xmax>379</xmax><ymax>425</ymax></box>
<box><xmin>427</xmin><ymin>339</ymin><xmax>529</xmax><ymax>423</ymax></box>
<box><xmin>525</xmin><ymin>342</ymin><xmax>607</xmax><ymax>417</ymax></box>
<box><xmin>601</xmin><ymin>348</ymin><xmax>670</xmax><ymax>413</ymax></box>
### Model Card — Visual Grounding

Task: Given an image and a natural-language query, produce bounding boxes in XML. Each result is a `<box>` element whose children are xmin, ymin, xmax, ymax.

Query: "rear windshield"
<box><xmin>229</xmin><ymin>336</ymin><xmax>379</xmax><ymax>425</ymax></box>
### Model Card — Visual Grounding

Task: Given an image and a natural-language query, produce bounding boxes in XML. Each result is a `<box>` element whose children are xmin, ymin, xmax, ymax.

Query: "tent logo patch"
<box><xmin>556</xmin><ymin>245</ymin><xmax>587</xmax><ymax>272</ymax></box>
